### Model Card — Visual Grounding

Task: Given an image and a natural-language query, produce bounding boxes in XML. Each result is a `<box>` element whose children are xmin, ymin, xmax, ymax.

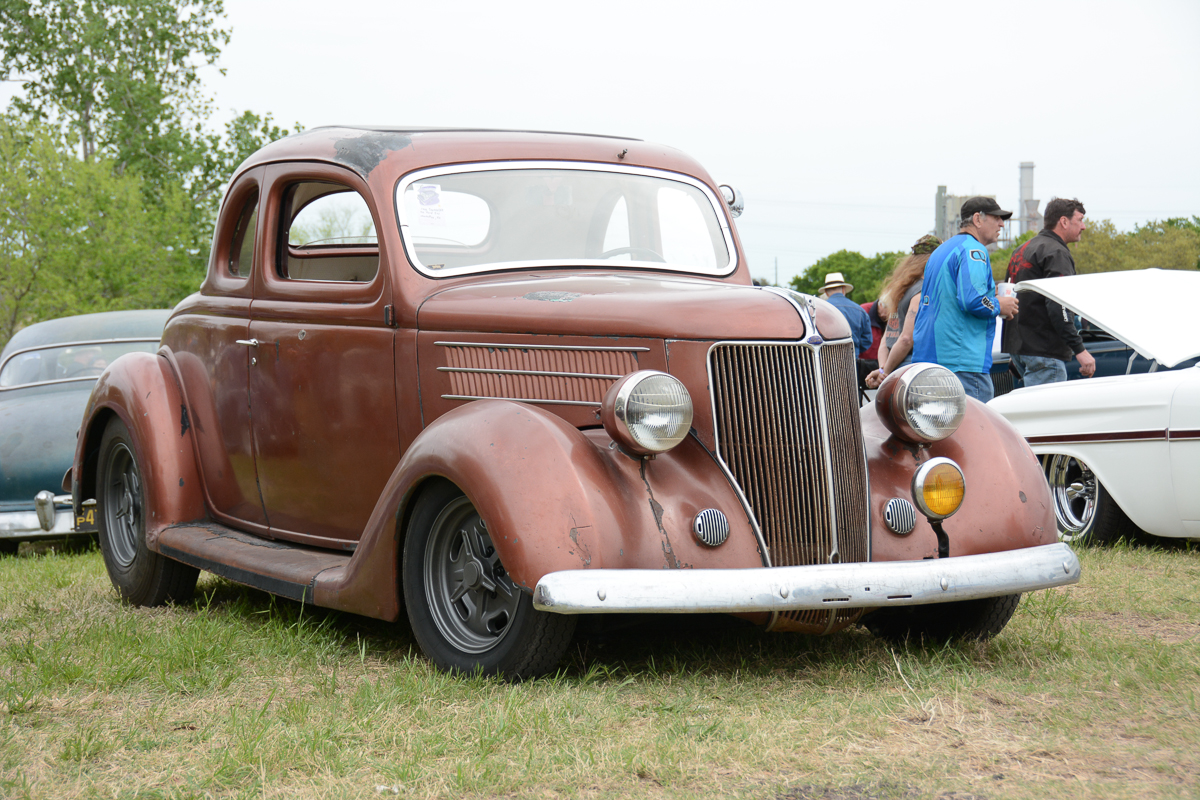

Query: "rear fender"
<box><xmin>74</xmin><ymin>351</ymin><xmax>204</xmax><ymax>548</ymax></box>
<box><xmin>315</xmin><ymin>399</ymin><xmax>762</xmax><ymax>616</ymax></box>
<box><xmin>864</xmin><ymin>398</ymin><xmax>1056</xmax><ymax>561</ymax></box>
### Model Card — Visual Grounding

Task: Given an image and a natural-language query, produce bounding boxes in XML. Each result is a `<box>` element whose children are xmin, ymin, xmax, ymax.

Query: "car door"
<box><xmin>166</xmin><ymin>169</ymin><xmax>270</xmax><ymax>531</ymax></box>
<box><xmin>247</xmin><ymin>163</ymin><xmax>400</xmax><ymax>548</ymax></box>
<box><xmin>1170</xmin><ymin>369</ymin><xmax>1200</xmax><ymax>537</ymax></box>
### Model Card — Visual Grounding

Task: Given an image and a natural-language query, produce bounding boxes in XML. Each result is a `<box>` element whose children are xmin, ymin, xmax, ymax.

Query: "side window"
<box><xmin>229</xmin><ymin>191</ymin><xmax>258</xmax><ymax>277</ymax></box>
<box><xmin>280</xmin><ymin>183</ymin><xmax>379</xmax><ymax>282</ymax></box>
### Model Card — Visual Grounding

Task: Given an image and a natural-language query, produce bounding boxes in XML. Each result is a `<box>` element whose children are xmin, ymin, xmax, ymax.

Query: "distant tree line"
<box><xmin>0</xmin><ymin>0</ymin><xmax>298</xmax><ymax>349</ymax></box>
<box><xmin>788</xmin><ymin>216</ymin><xmax>1200</xmax><ymax>303</ymax></box>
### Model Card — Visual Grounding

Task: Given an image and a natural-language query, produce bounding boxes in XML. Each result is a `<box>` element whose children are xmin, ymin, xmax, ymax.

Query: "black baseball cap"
<box><xmin>960</xmin><ymin>196</ymin><xmax>1013</xmax><ymax>222</ymax></box>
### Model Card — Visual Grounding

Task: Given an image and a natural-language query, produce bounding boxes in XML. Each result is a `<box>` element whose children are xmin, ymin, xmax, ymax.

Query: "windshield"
<box><xmin>0</xmin><ymin>340</ymin><xmax>159</xmax><ymax>390</ymax></box>
<box><xmin>396</xmin><ymin>163</ymin><xmax>735</xmax><ymax>278</ymax></box>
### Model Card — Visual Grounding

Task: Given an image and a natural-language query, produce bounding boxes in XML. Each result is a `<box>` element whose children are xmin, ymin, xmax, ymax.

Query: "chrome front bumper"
<box><xmin>532</xmin><ymin>542</ymin><xmax>1080</xmax><ymax>614</ymax></box>
<box><xmin>0</xmin><ymin>508</ymin><xmax>74</xmax><ymax>539</ymax></box>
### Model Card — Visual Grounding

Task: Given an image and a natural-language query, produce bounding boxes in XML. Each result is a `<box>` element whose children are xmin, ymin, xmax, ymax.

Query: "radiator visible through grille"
<box><xmin>709</xmin><ymin>341</ymin><xmax>870</xmax><ymax>633</ymax></box>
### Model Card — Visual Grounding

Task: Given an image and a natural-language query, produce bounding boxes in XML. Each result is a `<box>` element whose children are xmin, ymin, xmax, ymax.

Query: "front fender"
<box><xmin>319</xmin><ymin>399</ymin><xmax>763</xmax><ymax>615</ymax></box>
<box><xmin>864</xmin><ymin>398</ymin><xmax>1056</xmax><ymax>561</ymax></box>
<box><xmin>74</xmin><ymin>351</ymin><xmax>205</xmax><ymax>548</ymax></box>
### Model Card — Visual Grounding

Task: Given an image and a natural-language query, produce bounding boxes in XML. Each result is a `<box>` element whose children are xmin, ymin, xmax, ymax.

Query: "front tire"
<box><xmin>865</xmin><ymin>594</ymin><xmax>1021</xmax><ymax>644</ymax></box>
<box><xmin>96</xmin><ymin>417</ymin><xmax>198</xmax><ymax>606</ymax></box>
<box><xmin>402</xmin><ymin>480</ymin><xmax>575</xmax><ymax>679</ymax></box>
<box><xmin>1045</xmin><ymin>453</ymin><xmax>1137</xmax><ymax>545</ymax></box>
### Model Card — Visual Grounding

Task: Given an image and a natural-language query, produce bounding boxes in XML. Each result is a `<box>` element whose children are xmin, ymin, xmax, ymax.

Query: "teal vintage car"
<box><xmin>0</xmin><ymin>310</ymin><xmax>169</xmax><ymax>552</ymax></box>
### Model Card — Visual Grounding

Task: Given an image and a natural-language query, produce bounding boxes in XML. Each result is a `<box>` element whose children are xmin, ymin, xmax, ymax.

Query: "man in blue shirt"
<box><xmin>912</xmin><ymin>197</ymin><xmax>1019</xmax><ymax>402</ymax></box>
<box><xmin>820</xmin><ymin>272</ymin><xmax>872</xmax><ymax>357</ymax></box>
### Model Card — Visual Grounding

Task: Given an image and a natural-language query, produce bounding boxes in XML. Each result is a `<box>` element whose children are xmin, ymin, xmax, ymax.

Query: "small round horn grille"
<box><xmin>693</xmin><ymin>509</ymin><xmax>729</xmax><ymax>547</ymax></box>
<box><xmin>884</xmin><ymin>498</ymin><xmax>917</xmax><ymax>535</ymax></box>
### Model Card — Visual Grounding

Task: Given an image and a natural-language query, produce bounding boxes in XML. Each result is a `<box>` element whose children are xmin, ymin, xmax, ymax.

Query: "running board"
<box><xmin>157</xmin><ymin>522</ymin><xmax>351</xmax><ymax>604</ymax></box>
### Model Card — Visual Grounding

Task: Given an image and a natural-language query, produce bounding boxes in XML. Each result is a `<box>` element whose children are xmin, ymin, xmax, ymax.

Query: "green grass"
<box><xmin>1</xmin><ymin>540</ymin><xmax>1197</xmax><ymax>799</ymax></box>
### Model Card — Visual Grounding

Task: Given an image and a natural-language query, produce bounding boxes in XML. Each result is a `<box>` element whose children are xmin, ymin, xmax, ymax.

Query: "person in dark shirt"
<box><xmin>1002</xmin><ymin>197</ymin><xmax>1096</xmax><ymax>385</ymax></box>
<box><xmin>820</xmin><ymin>272</ymin><xmax>872</xmax><ymax>357</ymax></box>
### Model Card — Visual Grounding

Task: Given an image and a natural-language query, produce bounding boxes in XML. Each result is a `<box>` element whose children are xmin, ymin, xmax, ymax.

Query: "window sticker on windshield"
<box><xmin>415</xmin><ymin>184</ymin><xmax>445</xmax><ymax>227</ymax></box>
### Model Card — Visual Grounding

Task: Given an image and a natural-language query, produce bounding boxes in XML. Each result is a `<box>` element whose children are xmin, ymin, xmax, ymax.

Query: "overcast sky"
<box><xmin>11</xmin><ymin>0</ymin><xmax>1200</xmax><ymax>287</ymax></box>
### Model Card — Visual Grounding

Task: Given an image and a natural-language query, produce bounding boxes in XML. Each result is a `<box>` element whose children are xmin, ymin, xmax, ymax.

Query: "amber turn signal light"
<box><xmin>911</xmin><ymin>457</ymin><xmax>965</xmax><ymax>520</ymax></box>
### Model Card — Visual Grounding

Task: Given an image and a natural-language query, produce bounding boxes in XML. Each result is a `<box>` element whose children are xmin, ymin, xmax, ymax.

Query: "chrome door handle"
<box><xmin>236</xmin><ymin>339</ymin><xmax>259</xmax><ymax>347</ymax></box>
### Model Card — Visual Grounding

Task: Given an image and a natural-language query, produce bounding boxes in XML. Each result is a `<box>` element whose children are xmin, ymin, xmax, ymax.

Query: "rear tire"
<box><xmin>96</xmin><ymin>417</ymin><xmax>198</xmax><ymax>606</ymax></box>
<box><xmin>865</xmin><ymin>593</ymin><xmax>1021</xmax><ymax>644</ymax></box>
<box><xmin>1045</xmin><ymin>454</ymin><xmax>1138</xmax><ymax>545</ymax></box>
<box><xmin>402</xmin><ymin>480</ymin><xmax>575</xmax><ymax>679</ymax></box>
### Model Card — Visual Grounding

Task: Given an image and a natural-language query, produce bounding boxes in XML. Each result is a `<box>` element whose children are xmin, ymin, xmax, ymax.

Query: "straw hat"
<box><xmin>820</xmin><ymin>272</ymin><xmax>853</xmax><ymax>294</ymax></box>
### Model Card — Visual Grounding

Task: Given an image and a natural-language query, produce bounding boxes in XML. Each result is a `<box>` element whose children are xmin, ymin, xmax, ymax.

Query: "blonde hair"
<box><xmin>878</xmin><ymin>253</ymin><xmax>931</xmax><ymax>317</ymax></box>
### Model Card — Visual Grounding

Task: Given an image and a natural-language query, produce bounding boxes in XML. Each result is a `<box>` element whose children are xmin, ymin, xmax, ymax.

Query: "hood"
<box><xmin>1016</xmin><ymin>268</ymin><xmax>1199</xmax><ymax>368</ymax></box>
<box><xmin>417</xmin><ymin>273</ymin><xmax>808</xmax><ymax>341</ymax></box>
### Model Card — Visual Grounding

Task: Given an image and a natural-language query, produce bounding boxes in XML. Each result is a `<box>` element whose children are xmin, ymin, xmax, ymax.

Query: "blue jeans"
<box><xmin>1012</xmin><ymin>354</ymin><xmax>1067</xmax><ymax>387</ymax></box>
<box><xmin>955</xmin><ymin>371</ymin><xmax>994</xmax><ymax>403</ymax></box>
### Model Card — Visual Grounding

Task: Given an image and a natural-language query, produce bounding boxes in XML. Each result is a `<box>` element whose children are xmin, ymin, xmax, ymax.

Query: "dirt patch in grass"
<box><xmin>1075</xmin><ymin>609</ymin><xmax>1199</xmax><ymax>644</ymax></box>
<box><xmin>776</xmin><ymin>783</ymin><xmax>928</xmax><ymax>799</ymax></box>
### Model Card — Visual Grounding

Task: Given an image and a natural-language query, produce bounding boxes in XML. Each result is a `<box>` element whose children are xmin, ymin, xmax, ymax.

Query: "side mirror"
<box><xmin>718</xmin><ymin>185</ymin><xmax>744</xmax><ymax>218</ymax></box>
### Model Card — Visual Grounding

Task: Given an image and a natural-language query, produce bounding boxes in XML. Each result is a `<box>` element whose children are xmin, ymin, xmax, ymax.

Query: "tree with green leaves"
<box><xmin>0</xmin><ymin>1</ymin><xmax>296</xmax><ymax>208</ymax></box>
<box><xmin>790</xmin><ymin>249</ymin><xmax>904</xmax><ymax>302</ymax></box>
<box><xmin>0</xmin><ymin>0</ymin><xmax>227</xmax><ymax>176</ymax></box>
<box><xmin>0</xmin><ymin>116</ymin><xmax>200</xmax><ymax>348</ymax></box>
<box><xmin>1070</xmin><ymin>219</ymin><xmax>1200</xmax><ymax>274</ymax></box>
<box><xmin>0</xmin><ymin>1</ymin><xmax>299</xmax><ymax>342</ymax></box>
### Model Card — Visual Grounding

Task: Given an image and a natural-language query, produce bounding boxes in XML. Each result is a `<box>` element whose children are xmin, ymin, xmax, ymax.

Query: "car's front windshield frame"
<box><xmin>394</xmin><ymin>161</ymin><xmax>738</xmax><ymax>279</ymax></box>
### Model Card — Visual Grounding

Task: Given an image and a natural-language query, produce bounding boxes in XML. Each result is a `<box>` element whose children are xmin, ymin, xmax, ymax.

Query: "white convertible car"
<box><xmin>990</xmin><ymin>269</ymin><xmax>1200</xmax><ymax>544</ymax></box>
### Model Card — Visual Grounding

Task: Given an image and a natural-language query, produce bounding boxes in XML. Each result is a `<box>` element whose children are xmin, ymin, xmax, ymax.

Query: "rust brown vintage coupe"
<box><xmin>70</xmin><ymin>127</ymin><xmax>1079</xmax><ymax>677</ymax></box>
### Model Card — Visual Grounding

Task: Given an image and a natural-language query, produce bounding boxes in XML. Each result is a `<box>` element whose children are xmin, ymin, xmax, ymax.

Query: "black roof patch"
<box><xmin>333</xmin><ymin>131</ymin><xmax>415</xmax><ymax>176</ymax></box>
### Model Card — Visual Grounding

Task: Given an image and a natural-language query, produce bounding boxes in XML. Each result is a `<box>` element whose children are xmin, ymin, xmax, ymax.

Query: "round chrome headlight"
<box><xmin>601</xmin><ymin>371</ymin><xmax>693</xmax><ymax>455</ymax></box>
<box><xmin>876</xmin><ymin>363</ymin><xmax>966</xmax><ymax>443</ymax></box>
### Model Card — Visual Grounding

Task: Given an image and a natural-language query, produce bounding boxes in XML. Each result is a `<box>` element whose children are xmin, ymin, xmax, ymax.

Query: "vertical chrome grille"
<box><xmin>709</xmin><ymin>340</ymin><xmax>870</xmax><ymax>632</ymax></box>
<box><xmin>818</xmin><ymin>344</ymin><xmax>870</xmax><ymax>565</ymax></box>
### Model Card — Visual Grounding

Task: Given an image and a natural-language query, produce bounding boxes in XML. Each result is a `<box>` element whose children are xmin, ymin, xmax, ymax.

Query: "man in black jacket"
<box><xmin>1002</xmin><ymin>197</ymin><xmax>1096</xmax><ymax>385</ymax></box>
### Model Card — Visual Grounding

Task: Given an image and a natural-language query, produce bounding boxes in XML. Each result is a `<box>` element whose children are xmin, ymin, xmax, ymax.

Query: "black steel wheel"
<box><xmin>402</xmin><ymin>480</ymin><xmax>575</xmax><ymax>678</ymax></box>
<box><xmin>1045</xmin><ymin>453</ymin><xmax>1137</xmax><ymax>545</ymax></box>
<box><xmin>96</xmin><ymin>417</ymin><xmax>198</xmax><ymax>606</ymax></box>
<box><xmin>865</xmin><ymin>593</ymin><xmax>1022</xmax><ymax>645</ymax></box>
